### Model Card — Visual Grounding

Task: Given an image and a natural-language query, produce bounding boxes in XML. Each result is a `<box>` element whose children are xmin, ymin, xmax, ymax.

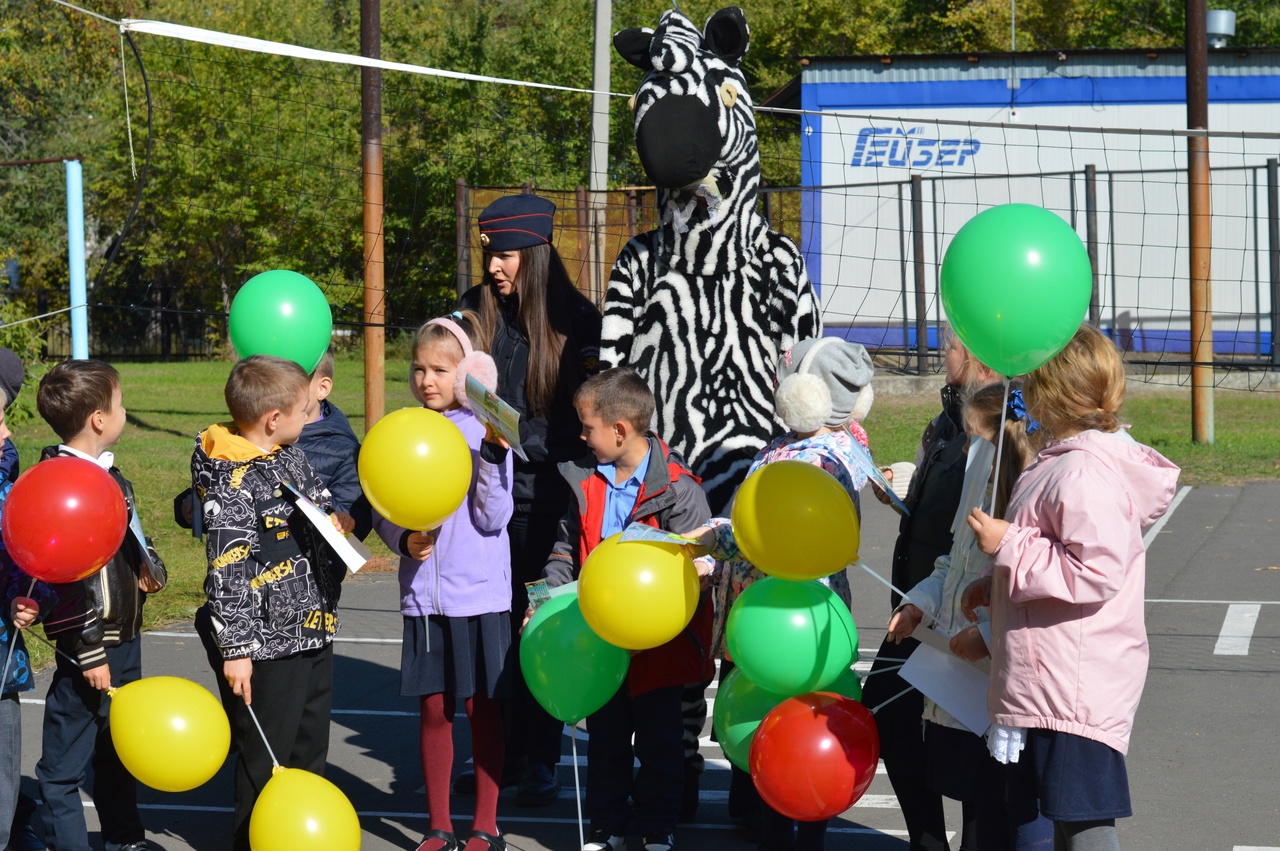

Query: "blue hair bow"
<box><xmin>1008</xmin><ymin>388</ymin><xmax>1041</xmax><ymax>434</ymax></box>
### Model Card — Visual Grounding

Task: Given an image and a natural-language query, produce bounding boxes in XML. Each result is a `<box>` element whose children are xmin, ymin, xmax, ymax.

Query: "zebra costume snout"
<box><xmin>636</xmin><ymin>94</ymin><xmax>720</xmax><ymax>190</ymax></box>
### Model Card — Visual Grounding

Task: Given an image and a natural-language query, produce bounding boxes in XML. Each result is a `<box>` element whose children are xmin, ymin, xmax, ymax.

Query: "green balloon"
<box><xmin>823</xmin><ymin>664</ymin><xmax>864</xmax><ymax>703</ymax></box>
<box><xmin>228</xmin><ymin>270</ymin><xmax>333</xmax><ymax>373</ymax></box>
<box><xmin>725</xmin><ymin>578</ymin><xmax>858</xmax><ymax>696</ymax></box>
<box><xmin>940</xmin><ymin>204</ymin><xmax>1092</xmax><ymax>377</ymax></box>
<box><xmin>712</xmin><ymin>668</ymin><xmax>786</xmax><ymax>771</ymax></box>
<box><xmin>519</xmin><ymin>594</ymin><xmax>630</xmax><ymax>724</ymax></box>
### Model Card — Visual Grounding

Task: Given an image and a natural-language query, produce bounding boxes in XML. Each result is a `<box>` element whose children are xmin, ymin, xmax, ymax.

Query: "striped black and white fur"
<box><xmin>602</xmin><ymin>6</ymin><xmax>821</xmax><ymax>512</ymax></box>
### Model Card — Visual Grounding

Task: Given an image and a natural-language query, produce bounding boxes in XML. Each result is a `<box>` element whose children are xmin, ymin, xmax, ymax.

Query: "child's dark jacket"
<box><xmin>193</xmin><ymin>424</ymin><xmax>342</xmax><ymax>662</ymax></box>
<box><xmin>38</xmin><ymin>447</ymin><xmax>166</xmax><ymax>671</ymax></box>
<box><xmin>297</xmin><ymin>400</ymin><xmax>361</xmax><ymax>514</ymax></box>
<box><xmin>544</xmin><ymin>434</ymin><xmax>713</xmax><ymax>695</ymax></box>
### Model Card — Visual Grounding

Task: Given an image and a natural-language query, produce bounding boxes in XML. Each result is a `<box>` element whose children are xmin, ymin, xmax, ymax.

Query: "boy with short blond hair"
<box><xmin>543</xmin><ymin>367</ymin><xmax>713</xmax><ymax>851</ymax></box>
<box><xmin>34</xmin><ymin>359</ymin><xmax>167</xmax><ymax>851</ymax></box>
<box><xmin>193</xmin><ymin>354</ymin><xmax>345</xmax><ymax>851</ymax></box>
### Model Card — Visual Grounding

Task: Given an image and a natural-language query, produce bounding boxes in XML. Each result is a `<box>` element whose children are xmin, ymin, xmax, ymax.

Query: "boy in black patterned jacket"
<box><xmin>191</xmin><ymin>355</ymin><xmax>347</xmax><ymax>851</ymax></box>
<box><xmin>34</xmin><ymin>359</ymin><xmax>167</xmax><ymax>851</ymax></box>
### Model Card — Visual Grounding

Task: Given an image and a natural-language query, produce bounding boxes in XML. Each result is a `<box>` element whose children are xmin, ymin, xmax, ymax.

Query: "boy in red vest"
<box><xmin>542</xmin><ymin>367</ymin><xmax>712</xmax><ymax>851</ymax></box>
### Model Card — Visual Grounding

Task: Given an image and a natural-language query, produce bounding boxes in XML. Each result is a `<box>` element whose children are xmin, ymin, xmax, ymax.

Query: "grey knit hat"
<box><xmin>0</xmin><ymin>347</ymin><xmax>23</xmax><ymax>410</ymax></box>
<box><xmin>775</xmin><ymin>337</ymin><xmax>874</xmax><ymax>432</ymax></box>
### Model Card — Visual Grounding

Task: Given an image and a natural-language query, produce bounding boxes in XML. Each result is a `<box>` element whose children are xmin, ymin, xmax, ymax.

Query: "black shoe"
<box><xmin>582</xmin><ymin>830</ymin><xmax>625</xmax><ymax>851</ymax></box>
<box><xmin>6</xmin><ymin>820</ymin><xmax>44</xmax><ymax>851</ymax></box>
<box><xmin>642</xmin><ymin>834</ymin><xmax>675</xmax><ymax>851</ymax></box>
<box><xmin>115</xmin><ymin>843</ymin><xmax>155</xmax><ymax>851</ymax></box>
<box><xmin>465</xmin><ymin>829</ymin><xmax>506</xmax><ymax>851</ymax></box>
<box><xmin>414</xmin><ymin>828</ymin><xmax>460</xmax><ymax>851</ymax></box>
<box><xmin>513</xmin><ymin>762</ymin><xmax>560</xmax><ymax>806</ymax></box>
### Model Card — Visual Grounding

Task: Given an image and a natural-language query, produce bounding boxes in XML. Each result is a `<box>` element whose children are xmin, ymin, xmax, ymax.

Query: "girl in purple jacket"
<box><xmin>373</xmin><ymin>312</ymin><xmax>515</xmax><ymax>851</ymax></box>
<box><xmin>964</xmin><ymin>325</ymin><xmax>1179</xmax><ymax>851</ymax></box>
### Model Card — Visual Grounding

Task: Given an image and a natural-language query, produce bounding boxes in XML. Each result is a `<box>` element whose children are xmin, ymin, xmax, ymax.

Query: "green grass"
<box><xmin>11</xmin><ymin>357</ymin><xmax>1276</xmax><ymax>669</ymax></box>
<box><xmin>862</xmin><ymin>388</ymin><xmax>1280</xmax><ymax>487</ymax></box>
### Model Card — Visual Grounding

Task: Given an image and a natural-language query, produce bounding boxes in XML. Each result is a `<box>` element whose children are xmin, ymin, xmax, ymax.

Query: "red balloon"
<box><xmin>1</xmin><ymin>457</ymin><xmax>129</xmax><ymax>583</ymax></box>
<box><xmin>749</xmin><ymin>692</ymin><xmax>880</xmax><ymax>821</ymax></box>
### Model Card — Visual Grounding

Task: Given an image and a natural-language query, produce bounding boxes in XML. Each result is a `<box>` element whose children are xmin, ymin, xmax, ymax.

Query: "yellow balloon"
<box><xmin>358</xmin><ymin>407</ymin><xmax>472</xmax><ymax>530</ymax></box>
<box><xmin>108</xmin><ymin>676</ymin><xmax>230</xmax><ymax>793</ymax></box>
<box><xmin>250</xmin><ymin>768</ymin><xmax>361</xmax><ymax>851</ymax></box>
<box><xmin>730</xmin><ymin>460</ymin><xmax>860</xmax><ymax>581</ymax></box>
<box><xmin>579</xmin><ymin>532</ymin><xmax>699</xmax><ymax>650</ymax></box>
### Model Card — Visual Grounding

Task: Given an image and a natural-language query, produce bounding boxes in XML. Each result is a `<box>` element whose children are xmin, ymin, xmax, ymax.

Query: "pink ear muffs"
<box><xmin>422</xmin><ymin>317</ymin><xmax>498</xmax><ymax>411</ymax></box>
<box><xmin>454</xmin><ymin>350</ymin><xmax>498</xmax><ymax>410</ymax></box>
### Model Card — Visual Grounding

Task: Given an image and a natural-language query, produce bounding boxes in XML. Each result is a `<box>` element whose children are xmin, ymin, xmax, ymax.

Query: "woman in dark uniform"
<box><xmin>454</xmin><ymin>194</ymin><xmax>601</xmax><ymax>806</ymax></box>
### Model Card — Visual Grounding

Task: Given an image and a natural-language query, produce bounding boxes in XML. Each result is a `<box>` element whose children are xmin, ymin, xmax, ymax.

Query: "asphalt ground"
<box><xmin>14</xmin><ymin>482</ymin><xmax>1280</xmax><ymax>851</ymax></box>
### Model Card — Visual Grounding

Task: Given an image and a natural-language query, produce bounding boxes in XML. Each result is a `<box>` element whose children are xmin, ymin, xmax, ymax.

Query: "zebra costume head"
<box><xmin>615</xmin><ymin>7</ymin><xmax>764</xmax><ymax>276</ymax></box>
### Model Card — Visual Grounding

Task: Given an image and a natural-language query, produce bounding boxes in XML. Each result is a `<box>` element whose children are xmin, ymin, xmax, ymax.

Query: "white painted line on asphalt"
<box><xmin>1214</xmin><ymin>604</ymin><xmax>1262</xmax><ymax>656</ymax></box>
<box><xmin>333</xmin><ymin>708</ymin><xmax>418</xmax><ymax>717</ymax></box>
<box><xmin>101</xmin><ymin>799</ymin><xmax>922</xmax><ymax>833</ymax></box>
<box><xmin>1232</xmin><ymin>847</ymin><xmax>1280</xmax><ymax>850</ymax></box>
<box><xmin>1142</xmin><ymin>485</ymin><xmax>1191</xmax><ymax>548</ymax></box>
<box><xmin>1147</xmin><ymin>599</ymin><xmax>1280</xmax><ymax>605</ymax></box>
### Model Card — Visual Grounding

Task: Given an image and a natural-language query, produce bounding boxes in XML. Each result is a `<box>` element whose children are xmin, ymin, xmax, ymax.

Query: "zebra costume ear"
<box><xmin>615</xmin><ymin>27</ymin><xmax>655</xmax><ymax>70</ymax></box>
<box><xmin>703</xmin><ymin>7</ymin><xmax>749</xmax><ymax>66</ymax></box>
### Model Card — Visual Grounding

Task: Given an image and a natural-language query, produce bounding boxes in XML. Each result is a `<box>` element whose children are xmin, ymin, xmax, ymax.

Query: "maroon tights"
<box><xmin>419</xmin><ymin>692</ymin><xmax>504</xmax><ymax>850</ymax></box>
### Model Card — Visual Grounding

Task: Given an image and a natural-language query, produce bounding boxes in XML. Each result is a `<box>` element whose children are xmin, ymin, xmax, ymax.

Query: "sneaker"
<box><xmin>513</xmin><ymin>762</ymin><xmax>560</xmax><ymax>807</ymax></box>
<box><xmin>582</xmin><ymin>830</ymin><xmax>625</xmax><ymax>851</ymax></box>
<box><xmin>643</xmin><ymin>834</ymin><xmax>675</xmax><ymax>851</ymax></box>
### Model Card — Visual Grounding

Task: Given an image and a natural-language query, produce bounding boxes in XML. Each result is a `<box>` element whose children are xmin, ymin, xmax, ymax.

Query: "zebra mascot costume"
<box><xmin>602</xmin><ymin>6</ymin><xmax>821</xmax><ymax>512</ymax></box>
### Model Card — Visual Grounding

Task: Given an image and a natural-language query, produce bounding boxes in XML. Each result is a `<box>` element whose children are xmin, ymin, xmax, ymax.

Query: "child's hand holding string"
<box><xmin>10</xmin><ymin>597</ymin><xmax>38</xmax><ymax>630</ymax></box>
<box><xmin>960</xmin><ymin>577</ymin><xmax>992</xmax><ymax>622</ymax></box>
<box><xmin>967</xmin><ymin>507</ymin><xmax>1009</xmax><ymax>555</ymax></box>
<box><xmin>406</xmin><ymin>530</ymin><xmax>436</xmax><ymax>561</ymax></box>
<box><xmin>949</xmin><ymin>626</ymin><xmax>990</xmax><ymax>662</ymax></box>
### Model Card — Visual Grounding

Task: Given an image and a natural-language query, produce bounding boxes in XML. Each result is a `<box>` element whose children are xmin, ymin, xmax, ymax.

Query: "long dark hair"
<box><xmin>474</xmin><ymin>243</ymin><xmax>595</xmax><ymax>415</ymax></box>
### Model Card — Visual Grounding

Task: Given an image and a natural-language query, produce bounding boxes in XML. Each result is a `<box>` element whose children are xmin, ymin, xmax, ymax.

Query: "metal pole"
<box><xmin>588</xmin><ymin>0</ymin><xmax>612</xmax><ymax>303</ymax></box>
<box><xmin>1085</xmin><ymin>164</ymin><xmax>1100</xmax><ymax>326</ymax></box>
<box><xmin>911</xmin><ymin>174</ymin><xmax>927</xmax><ymax>375</ymax></box>
<box><xmin>64</xmin><ymin>160</ymin><xmax>88</xmax><ymax>359</ymax></box>
<box><xmin>1187</xmin><ymin>0</ymin><xmax>1213</xmax><ymax>444</ymax></box>
<box><xmin>361</xmin><ymin>0</ymin><xmax>386</xmax><ymax>428</ymax></box>
<box><xmin>1268</xmin><ymin>158</ymin><xmax>1279</xmax><ymax>365</ymax></box>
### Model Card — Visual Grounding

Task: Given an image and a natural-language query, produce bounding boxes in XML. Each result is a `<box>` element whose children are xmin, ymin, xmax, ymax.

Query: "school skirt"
<box><xmin>1027</xmin><ymin>729</ymin><xmax>1132</xmax><ymax>822</ymax></box>
<box><xmin>400</xmin><ymin>612</ymin><xmax>511</xmax><ymax>700</ymax></box>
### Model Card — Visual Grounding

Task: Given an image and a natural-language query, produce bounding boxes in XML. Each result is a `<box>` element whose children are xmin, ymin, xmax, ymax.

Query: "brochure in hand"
<box><xmin>465</xmin><ymin>375</ymin><xmax>528</xmax><ymax>462</ymax></box>
<box><xmin>278</xmin><ymin>482</ymin><xmax>372</xmax><ymax>573</ymax></box>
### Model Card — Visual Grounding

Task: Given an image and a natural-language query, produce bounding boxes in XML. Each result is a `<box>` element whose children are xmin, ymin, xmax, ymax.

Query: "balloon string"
<box><xmin>0</xmin><ymin>578</ymin><xmax>35</xmax><ymax>692</ymax></box>
<box><xmin>571</xmin><ymin>726</ymin><xmax>584</xmax><ymax>851</ymax></box>
<box><xmin>869</xmin><ymin>685</ymin><xmax>916</xmax><ymax>715</ymax></box>
<box><xmin>22</xmin><ymin>627</ymin><xmax>84</xmax><ymax>669</ymax></box>
<box><xmin>244</xmin><ymin>701</ymin><xmax>281</xmax><ymax>771</ymax></box>
<box><xmin>860</xmin><ymin>663</ymin><xmax>905</xmax><ymax>678</ymax></box>
<box><xmin>986</xmin><ymin>377</ymin><xmax>1012</xmax><ymax>516</ymax></box>
<box><xmin>855</xmin><ymin>561</ymin><xmax>912</xmax><ymax>604</ymax></box>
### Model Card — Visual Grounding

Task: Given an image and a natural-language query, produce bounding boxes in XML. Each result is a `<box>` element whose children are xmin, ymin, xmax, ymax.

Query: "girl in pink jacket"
<box><xmin>964</xmin><ymin>325</ymin><xmax>1180</xmax><ymax>851</ymax></box>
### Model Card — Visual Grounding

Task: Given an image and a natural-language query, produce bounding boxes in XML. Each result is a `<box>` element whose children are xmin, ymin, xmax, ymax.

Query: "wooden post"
<box><xmin>455</xmin><ymin>179</ymin><xmax>471</xmax><ymax>297</ymax></box>
<box><xmin>1186</xmin><ymin>0</ymin><xmax>1213</xmax><ymax>444</ymax></box>
<box><xmin>361</xmin><ymin>0</ymin><xmax>385</xmax><ymax>429</ymax></box>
